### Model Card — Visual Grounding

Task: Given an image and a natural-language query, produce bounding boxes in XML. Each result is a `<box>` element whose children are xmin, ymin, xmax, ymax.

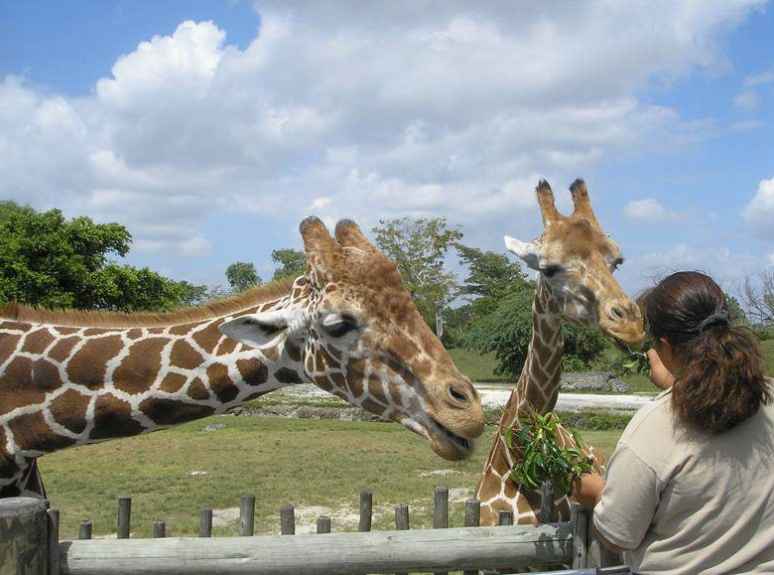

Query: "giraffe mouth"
<box><xmin>429</xmin><ymin>418</ymin><xmax>474</xmax><ymax>456</ymax></box>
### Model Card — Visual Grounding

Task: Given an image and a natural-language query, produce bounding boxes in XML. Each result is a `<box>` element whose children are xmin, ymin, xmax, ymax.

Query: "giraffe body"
<box><xmin>476</xmin><ymin>179</ymin><xmax>645</xmax><ymax>525</ymax></box>
<box><xmin>0</xmin><ymin>218</ymin><xmax>485</xmax><ymax>498</ymax></box>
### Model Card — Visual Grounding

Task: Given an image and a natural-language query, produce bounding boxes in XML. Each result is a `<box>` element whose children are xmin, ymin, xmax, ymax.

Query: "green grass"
<box><xmin>448</xmin><ymin>348</ymin><xmax>508</xmax><ymax>382</ymax></box>
<box><xmin>41</xmin><ymin>416</ymin><xmax>622</xmax><ymax>540</ymax></box>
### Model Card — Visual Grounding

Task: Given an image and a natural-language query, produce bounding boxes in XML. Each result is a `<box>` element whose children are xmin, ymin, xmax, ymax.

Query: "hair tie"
<box><xmin>697</xmin><ymin>310</ymin><xmax>730</xmax><ymax>333</ymax></box>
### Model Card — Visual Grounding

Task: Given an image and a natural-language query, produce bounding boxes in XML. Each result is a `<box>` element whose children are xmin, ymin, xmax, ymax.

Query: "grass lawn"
<box><xmin>41</xmin><ymin>416</ymin><xmax>622</xmax><ymax>540</ymax></box>
<box><xmin>448</xmin><ymin>348</ymin><xmax>508</xmax><ymax>382</ymax></box>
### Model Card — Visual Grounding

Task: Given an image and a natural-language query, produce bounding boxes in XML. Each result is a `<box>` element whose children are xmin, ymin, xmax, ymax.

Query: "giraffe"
<box><xmin>475</xmin><ymin>179</ymin><xmax>645</xmax><ymax>526</ymax></box>
<box><xmin>0</xmin><ymin>217</ymin><xmax>485</xmax><ymax>498</ymax></box>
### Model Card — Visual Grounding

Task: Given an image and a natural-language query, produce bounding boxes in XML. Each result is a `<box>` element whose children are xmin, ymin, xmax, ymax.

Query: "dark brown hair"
<box><xmin>640</xmin><ymin>271</ymin><xmax>771</xmax><ymax>434</ymax></box>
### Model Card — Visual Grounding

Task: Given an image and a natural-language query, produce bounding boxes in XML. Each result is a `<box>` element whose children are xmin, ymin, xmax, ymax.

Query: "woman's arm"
<box><xmin>572</xmin><ymin>473</ymin><xmax>628</xmax><ymax>554</ymax></box>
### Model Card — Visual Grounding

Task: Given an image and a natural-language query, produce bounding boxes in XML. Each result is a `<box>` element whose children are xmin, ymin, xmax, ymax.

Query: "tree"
<box><xmin>0</xmin><ymin>202</ymin><xmax>207</xmax><ymax>312</ymax></box>
<box><xmin>456</xmin><ymin>243</ymin><xmax>531</xmax><ymax>319</ymax></box>
<box><xmin>744</xmin><ymin>272</ymin><xmax>774</xmax><ymax>327</ymax></box>
<box><xmin>464</xmin><ymin>289</ymin><xmax>607</xmax><ymax>378</ymax></box>
<box><xmin>725</xmin><ymin>292</ymin><xmax>748</xmax><ymax>326</ymax></box>
<box><xmin>271</xmin><ymin>249</ymin><xmax>307</xmax><ymax>281</ymax></box>
<box><xmin>225</xmin><ymin>262</ymin><xmax>262</xmax><ymax>293</ymax></box>
<box><xmin>372</xmin><ymin>217</ymin><xmax>462</xmax><ymax>326</ymax></box>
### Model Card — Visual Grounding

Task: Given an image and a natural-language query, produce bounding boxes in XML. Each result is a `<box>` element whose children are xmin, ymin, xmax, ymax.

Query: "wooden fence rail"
<box><xmin>0</xmin><ymin>483</ymin><xmax>624</xmax><ymax>575</ymax></box>
<box><xmin>57</xmin><ymin>524</ymin><xmax>573</xmax><ymax>575</ymax></box>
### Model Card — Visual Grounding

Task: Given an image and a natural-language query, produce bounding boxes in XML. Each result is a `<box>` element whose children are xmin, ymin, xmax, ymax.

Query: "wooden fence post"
<box><xmin>358</xmin><ymin>490</ymin><xmax>372</xmax><ymax>532</ymax></box>
<box><xmin>537</xmin><ymin>482</ymin><xmax>554</xmax><ymax>524</ymax></box>
<box><xmin>570</xmin><ymin>503</ymin><xmax>588</xmax><ymax>569</ymax></box>
<box><xmin>153</xmin><ymin>521</ymin><xmax>166</xmax><ymax>539</ymax></box>
<box><xmin>316</xmin><ymin>516</ymin><xmax>331</xmax><ymax>534</ymax></box>
<box><xmin>0</xmin><ymin>497</ymin><xmax>49</xmax><ymax>575</ymax></box>
<box><xmin>47</xmin><ymin>508</ymin><xmax>59</xmax><ymax>575</ymax></box>
<box><xmin>394</xmin><ymin>504</ymin><xmax>410</xmax><ymax>575</ymax></box>
<box><xmin>433</xmin><ymin>487</ymin><xmax>449</xmax><ymax>575</ymax></box>
<box><xmin>117</xmin><ymin>496</ymin><xmax>131</xmax><ymax>539</ymax></box>
<box><xmin>463</xmin><ymin>499</ymin><xmax>481</xmax><ymax>575</ymax></box>
<box><xmin>280</xmin><ymin>506</ymin><xmax>295</xmax><ymax>535</ymax></box>
<box><xmin>78</xmin><ymin>520</ymin><xmax>92</xmax><ymax>540</ymax></box>
<box><xmin>498</xmin><ymin>510</ymin><xmax>513</xmax><ymax>526</ymax></box>
<box><xmin>199</xmin><ymin>509</ymin><xmax>212</xmax><ymax>538</ymax></box>
<box><xmin>239</xmin><ymin>495</ymin><xmax>255</xmax><ymax>537</ymax></box>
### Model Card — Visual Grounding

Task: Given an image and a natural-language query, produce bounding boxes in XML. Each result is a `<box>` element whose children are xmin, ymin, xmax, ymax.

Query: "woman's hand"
<box><xmin>572</xmin><ymin>472</ymin><xmax>606</xmax><ymax>510</ymax></box>
<box><xmin>647</xmin><ymin>349</ymin><xmax>675</xmax><ymax>390</ymax></box>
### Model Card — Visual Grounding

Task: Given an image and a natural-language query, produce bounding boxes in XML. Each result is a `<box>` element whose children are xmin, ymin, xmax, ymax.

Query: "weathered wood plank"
<box><xmin>316</xmin><ymin>516</ymin><xmax>331</xmax><ymax>534</ymax></box>
<box><xmin>58</xmin><ymin>524</ymin><xmax>574</xmax><ymax>575</ymax></box>
<box><xmin>0</xmin><ymin>498</ymin><xmax>49</xmax><ymax>575</ymax></box>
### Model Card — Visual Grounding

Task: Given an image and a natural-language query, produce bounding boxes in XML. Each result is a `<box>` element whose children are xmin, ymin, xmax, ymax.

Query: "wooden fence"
<box><xmin>0</xmin><ymin>485</ymin><xmax>624</xmax><ymax>575</ymax></box>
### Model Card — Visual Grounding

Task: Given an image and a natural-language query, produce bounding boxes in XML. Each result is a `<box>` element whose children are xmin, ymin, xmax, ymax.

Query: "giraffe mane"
<box><xmin>0</xmin><ymin>278</ymin><xmax>296</xmax><ymax>328</ymax></box>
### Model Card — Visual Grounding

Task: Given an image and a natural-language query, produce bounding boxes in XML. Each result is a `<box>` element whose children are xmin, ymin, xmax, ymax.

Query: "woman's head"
<box><xmin>640</xmin><ymin>271</ymin><xmax>771</xmax><ymax>434</ymax></box>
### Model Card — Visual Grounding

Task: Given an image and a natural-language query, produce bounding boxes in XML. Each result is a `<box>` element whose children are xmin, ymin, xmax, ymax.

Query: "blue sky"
<box><xmin>1</xmin><ymin>1</ymin><xmax>773</xmax><ymax>298</ymax></box>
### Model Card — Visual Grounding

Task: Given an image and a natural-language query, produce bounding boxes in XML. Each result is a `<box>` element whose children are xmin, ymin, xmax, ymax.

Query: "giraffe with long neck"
<box><xmin>476</xmin><ymin>179</ymin><xmax>645</xmax><ymax>526</ymax></box>
<box><xmin>0</xmin><ymin>217</ymin><xmax>484</xmax><ymax>498</ymax></box>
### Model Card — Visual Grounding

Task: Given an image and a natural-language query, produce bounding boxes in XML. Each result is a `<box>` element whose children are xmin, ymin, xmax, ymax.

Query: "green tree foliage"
<box><xmin>0</xmin><ymin>201</ymin><xmax>206</xmax><ymax>312</ymax></box>
<box><xmin>465</xmin><ymin>289</ymin><xmax>607</xmax><ymax>377</ymax></box>
<box><xmin>271</xmin><ymin>249</ymin><xmax>307</xmax><ymax>281</ymax></box>
<box><xmin>456</xmin><ymin>243</ymin><xmax>530</xmax><ymax>318</ymax></box>
<box><xmin>725</xmin><ymin>292</ymin><xmax>748</xmax><ymax>325</ymax></box>
<box><xmin>372</xmin><ymin>217</ymin><xmax>462</xmax><ymax>325</ymax></box>
<box><xmin>225</xmin><ymin>261</ymin><xmax>262</xmax><ymax>293</ymax></box>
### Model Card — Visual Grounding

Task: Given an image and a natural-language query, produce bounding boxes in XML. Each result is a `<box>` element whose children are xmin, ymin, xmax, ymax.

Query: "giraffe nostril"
<box><xmin>448</xmin><ymin>385</ymin><xmax>469</xmax><ymax>404</ymax></box>
<box><xmin>608</xmin><ymin>304</ymin><xmax>627</xmax><ymax>322</ymax></box>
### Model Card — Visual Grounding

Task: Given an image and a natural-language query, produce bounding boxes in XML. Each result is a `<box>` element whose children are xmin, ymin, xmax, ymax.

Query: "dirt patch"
<box><xmin>230</xmin><ymin>404</ymin><xmax>385</xmax><ymax>422</ymax></box>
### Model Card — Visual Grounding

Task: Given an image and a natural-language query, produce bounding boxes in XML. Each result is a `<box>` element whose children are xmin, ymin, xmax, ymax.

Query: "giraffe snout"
<box><xmin>444</xmin><ymin>381</ymin><xmax>477</xmax><ymax>409</ymax></box>
<box><xmin>602</xmin><ymin>300</ymin><xmax>645</xmax><ymax>347</ymax></box>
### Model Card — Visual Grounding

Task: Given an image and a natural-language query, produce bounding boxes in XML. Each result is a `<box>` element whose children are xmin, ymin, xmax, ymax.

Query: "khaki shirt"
<box><xmin>594</xmin><ymin>387</ymin><xmax>774</xmax><ymax>574</ymax></box>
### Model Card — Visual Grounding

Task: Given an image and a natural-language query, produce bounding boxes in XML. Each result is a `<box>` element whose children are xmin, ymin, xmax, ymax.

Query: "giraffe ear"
<box><xmin>219</xmin><ymin>310</ymin><xmax>299</xmax><ymax>350</ymax></box>
<box><xmin>504</xmin><ymin>236</ymin><xmax>543</xmax><ymax>271</ymax></box>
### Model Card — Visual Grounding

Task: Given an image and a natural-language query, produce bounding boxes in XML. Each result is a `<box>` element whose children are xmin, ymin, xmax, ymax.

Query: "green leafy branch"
<box><xmin>505</xmin><ymin>410</ymin><xmax>595</xmax><ymax>495</ymax></box>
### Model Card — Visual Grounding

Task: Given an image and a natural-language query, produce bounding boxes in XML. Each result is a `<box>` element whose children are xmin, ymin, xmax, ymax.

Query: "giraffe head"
<box><xmin>221</xmin><ymin>217</ymin><xmax>485</xmax><ymax>460</ymax></box>
<box><xmin>504</xmin><ymin>179</ymin><xmax>645</xmax><ymax>348</ymax></box>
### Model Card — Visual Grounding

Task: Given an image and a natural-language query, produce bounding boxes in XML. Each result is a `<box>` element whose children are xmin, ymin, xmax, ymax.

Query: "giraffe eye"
<box><xmin>611</xmin><ymin>258</ymin><xmax>624</xmax><ymax>272</ymax></box>
<box><xmin>321</xmin><ymin>314</ymin><xmax>358</xmax><ymax>338</ymax></box>
<box><xmin>542</xmin><ymin>265</ymin><xmax>562</xmax><ymax>278</ymax></box>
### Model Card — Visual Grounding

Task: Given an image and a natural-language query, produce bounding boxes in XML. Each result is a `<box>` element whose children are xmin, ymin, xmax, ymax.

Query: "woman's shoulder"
<box><xmin>619</xmin><ymin>388</ymin><xmax>674</xmax><ymax>443</ymax></box>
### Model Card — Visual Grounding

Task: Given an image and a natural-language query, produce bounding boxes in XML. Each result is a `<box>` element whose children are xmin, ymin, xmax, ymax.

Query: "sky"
<box><xmin>1</xmin><ymin>0</ymin><xmax>774</xmax><ymax>299</ymax></box>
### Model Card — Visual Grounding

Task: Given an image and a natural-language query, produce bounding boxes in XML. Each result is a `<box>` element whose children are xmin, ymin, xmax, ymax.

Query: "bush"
<box><xmin>464</xmin><ymin>289</ymin><xmax>608</xmax><ymax>378</ymax></box>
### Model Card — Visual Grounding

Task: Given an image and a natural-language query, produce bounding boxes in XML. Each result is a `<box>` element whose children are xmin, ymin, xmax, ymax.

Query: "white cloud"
<box><xmin>638</xmin><ymin>244</ymin><xmax>759</xmax><ymax>285</ymax></box>
<box><xmin>1</xmin><ymin>1</ymin><xmax>767</xmax><ymax>256</ymax></box>
<box><xmin>768</xmin><ymin>252</ymin><xmax>774</xmax><ymax>267</ymax></box>
<box><xmin>734</xmin><ymin>89</ymin><xmax>760</xmax><ymax>111</ymax></box>
<box><xmin>742</xmin><ymin>176</ymin><xmax>774</xmax><ymax>240</ymax></box>
<box><xmin>624</xmin><ymin>198</ymin><xmax>673</xmax><ymax>221</ymax></box>
<box><xmin>744</xmin><ymin>69</ymin><xmax>774</xmax><ymax>87</ymax></box>
<box><xmin>730</xmin><ymin>120</ymin><xmax>766</xmax><ymax>131</ymax></box>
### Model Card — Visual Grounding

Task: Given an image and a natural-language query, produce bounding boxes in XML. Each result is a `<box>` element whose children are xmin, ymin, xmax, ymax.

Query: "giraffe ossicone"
<box><xmin>0</xmin><ymin>217</ymin><xmax>484</xmax><ymax>498</ymax></box>
<box><xmin>476</xmin><ymin>178</ymin><xmax>645</xmax><ymax>526</ymax></box>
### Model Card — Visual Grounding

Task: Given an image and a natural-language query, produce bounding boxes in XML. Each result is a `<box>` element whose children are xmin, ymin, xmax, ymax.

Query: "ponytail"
<box><xmin>640</xmin><ymin>272</ymin><xmax>771</xmax><ymax>434</ymax></box>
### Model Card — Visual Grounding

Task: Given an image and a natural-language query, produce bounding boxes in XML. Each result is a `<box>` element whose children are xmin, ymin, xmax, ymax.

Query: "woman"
<box><xmin>573</xmin><ymin>271</ymin><xmax>774</xmax><ymax>574</ymax></box>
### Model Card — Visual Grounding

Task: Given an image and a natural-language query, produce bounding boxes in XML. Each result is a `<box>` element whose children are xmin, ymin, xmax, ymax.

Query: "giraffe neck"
<box><xmin>475</xmin><ymin>276</ymin><xmax>566</xmax><ymax>525</ymax></box>
<box><xmin>503</xmin><ymin>277</ymin><xmax>564</xmax><ymax>424</ymax></box>
<box><xmin>0</xmin><ymin>279</ymin><xmax>310</xmax><ymax>490</ymax></box>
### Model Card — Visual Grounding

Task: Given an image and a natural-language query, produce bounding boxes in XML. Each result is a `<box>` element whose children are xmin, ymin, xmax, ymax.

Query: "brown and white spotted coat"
<box><xmin>0</xmin><ymin>218</ymin><xmax>485</xmax><ymax>498</ymax></box>
<box><xmin>476</xmin><ymin>179</ymin><xmax>645</xmax><ymax>526</ymax></box>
